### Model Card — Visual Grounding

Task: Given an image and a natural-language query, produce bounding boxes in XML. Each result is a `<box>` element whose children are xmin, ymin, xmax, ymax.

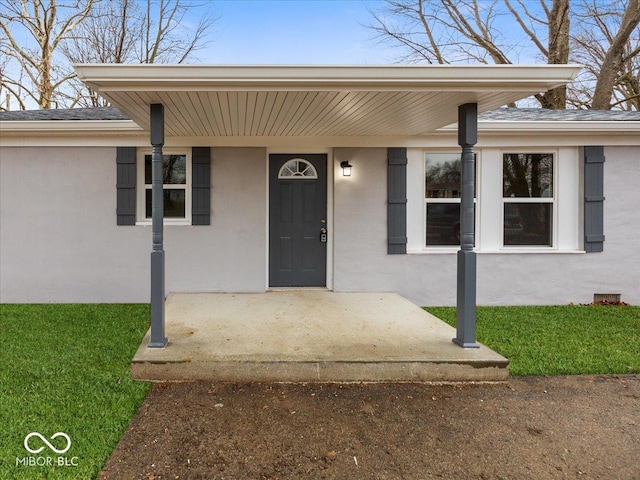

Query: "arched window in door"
<box><xmin>278</xmin><ymin>158</ymin><xmax>318</xmax><ymax>179</ymax></box>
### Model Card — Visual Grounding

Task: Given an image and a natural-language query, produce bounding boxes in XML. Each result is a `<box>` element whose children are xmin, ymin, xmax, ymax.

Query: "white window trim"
<box><xmin>418</xmin><ymin>149</ymin><xmax>480</xmax><ymax>252</ymax></box>
<box><xmin>136</xmin><ymin>149</ymin><xmax>192</xmax><ymax>226</ymax></box>
<box><xmin>500</xmin><ymin>150</ymin><xmax>557</xmax><ymax>250</ymax></box>
<box><xmin>407</xmin><ymin>146</ymin><xmax>583</xmax><ymax>254</ymax></box>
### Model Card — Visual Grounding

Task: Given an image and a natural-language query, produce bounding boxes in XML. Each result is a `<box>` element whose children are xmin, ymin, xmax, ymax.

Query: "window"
<box><xmin>502</xmin><ymin>153</ymin><xmax>554</xmax><ymax>247</ymax></box>
<box><xmin>117</xmin><ymin>146</ymin><xmax>209</xmax><ymax>226</ymax></box>
<box><xmin>137</xmin><ymin>150</ymin><xmax>191</xmax><ymax>224</ymax></box>
<box><xmin>407</xmin><ymin>147</ymin><xmax>580</xmax><ymax>253</ymax></box>
<box><xmin>278</xmin><ymin>158</ymin><xmax>318</xmax><ymax>178</ymax></box>
<box><xmin>424</xmin><ymin>153</ymin><xmax>476</xmax><ymax>247</ymax></box>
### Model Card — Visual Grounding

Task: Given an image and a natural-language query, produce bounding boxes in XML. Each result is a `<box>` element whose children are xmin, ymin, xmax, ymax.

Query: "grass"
<box><xmin>1</xmin><ymin>303</ymin><xmax>638</xmax><ymax>478</ymax></box>
<box><xmin>0</xmin><ymin>304</ymin><xmax>151</xmax><ymax>480</ymax></box>
<box><xmin>425</xmin><ymin>305</ymin><xmax>640</xmax><ymax>376</ymax></box>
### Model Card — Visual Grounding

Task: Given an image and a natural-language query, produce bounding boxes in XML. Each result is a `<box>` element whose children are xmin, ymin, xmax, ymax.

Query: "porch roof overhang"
<box><xmin>73</xmin><ymin>64</ymin><xmax>582</xmax><ymax>138</ymax></box>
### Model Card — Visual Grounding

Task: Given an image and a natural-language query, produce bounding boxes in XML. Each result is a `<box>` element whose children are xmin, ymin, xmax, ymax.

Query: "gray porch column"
<box><xmin>149</xmin><ymin>104</ymin><xmax>168</xmax><ymax>348</ymax></box>
<box><xmin>453</xmin><ymin>103</ymin><xmax>479</xmax><ymax>348</ymax></box>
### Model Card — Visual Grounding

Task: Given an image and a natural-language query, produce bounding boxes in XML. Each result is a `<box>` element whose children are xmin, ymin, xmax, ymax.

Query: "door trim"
<box><xmin>265</xmin><ymin>148</ymin><xmax>333</xmax><ymax>290</ymax></box>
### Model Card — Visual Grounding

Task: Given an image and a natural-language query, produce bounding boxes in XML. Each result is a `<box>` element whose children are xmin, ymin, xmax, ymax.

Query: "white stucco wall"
<box><xmin>164</xmin><ymin>147</ymin><xmax>266</xmax><ymax>294</ymax></box>
<box><xmin>2</xmin><ymin>144</ymin><xmax>637</xmax><ymax>305</ymax></box>
<box><xmin>0</xmin><ymin>146</ymin><xmax>267</xmax><ymax>302</ymax></box>
<box><xmin>333</xmin><ymin>147</ymin><xmax>458</xmax><ymax>305</ymax></box>
<box><xmin>333</xmin><ymin>146</ymin><xmax>640</xmax><ymax>306</ymax></box>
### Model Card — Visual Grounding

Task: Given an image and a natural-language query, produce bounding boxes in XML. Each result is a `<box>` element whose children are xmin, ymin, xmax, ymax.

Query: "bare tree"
<box><xmin>370</xmin><ymin>0</ymin><xmax>640</xmax><ymax>110</ymax></box>
<box><xmin>510</xmin><ymin>0</ymin><xmax>570</xmax><ymax>108</ymax></box>
<box><xmin>62</xmin><ymin>0</ymin><xmax>218</xmax><ymax>107</ymax></box>
<box><xmin>0</xmin><ymin>49</ymin><xmax>23</xmax><ymax>111</ymax></box>
<box><xmin>61</xmin><ymin>0</ymin><xmax>139</xmax><ymax>106</ymax></box>
<box><xmin>369</xmin><ymin>0</ymin><xmax>570</xmax><ymax>108</ymax></box>
<box><xmin>62</xmin><ymin>0</ymin><xmax>136</xmax><ymax>65</ymax></box>
<box><xmin>0</xmin><ymin>0</ymin><xmax>98</xmax><ymax>109</ymax></box>
<box><xmin>138</xmin><ymin>0</ymin><xmax>217</xmax><ymax>64</ymax></box>
<box><xmin>574</xmin><ymin>0</ymin><xmax>640</xmax><ymax>110</ymax></box>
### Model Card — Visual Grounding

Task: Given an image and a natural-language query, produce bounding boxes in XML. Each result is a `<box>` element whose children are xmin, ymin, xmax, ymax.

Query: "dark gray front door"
<box><xmin>269</xmin><ymin>154</ymin><xmax>327</xmax><ymax>287</ymax></box>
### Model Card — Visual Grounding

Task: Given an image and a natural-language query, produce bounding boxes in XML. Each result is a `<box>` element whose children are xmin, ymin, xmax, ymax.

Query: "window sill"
<box><xmin>135</xmin><ymin>220</ymin><xmax>192</xmax><ymax>226</ymax></box>
<box><xmin>408</xmin><ymin>248</ymin><xmax>460</xmax><ymax>255</ymax></box>
<box><xmin>407</xmin><ymin>248</ymin><xmax>585</xmax><ymax>255</ymax></box>
<box><xmin>486</xmin><ymin>248</ymin><xmax>585</xmax><ymax>254</ymax></box>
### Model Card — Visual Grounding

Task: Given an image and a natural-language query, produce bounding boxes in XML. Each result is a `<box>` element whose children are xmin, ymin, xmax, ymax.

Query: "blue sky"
<box><xmin>198</xmin><ymin>0</ymin><xmax>396</xmax><ymax>64</ymax></box>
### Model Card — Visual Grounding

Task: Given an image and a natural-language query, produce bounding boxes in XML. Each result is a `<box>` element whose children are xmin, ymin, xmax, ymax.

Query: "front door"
<box><xmin>269</xmin><ymin>154</ymin><xmax>327</xmax><ymax>287</ymax></box>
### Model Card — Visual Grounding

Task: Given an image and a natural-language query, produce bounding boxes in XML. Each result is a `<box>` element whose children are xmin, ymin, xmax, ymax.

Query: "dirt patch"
<box><xmin>100</xmin><ymin>375</ymin><xmax>639</xmax><ymax>479</ymax></box>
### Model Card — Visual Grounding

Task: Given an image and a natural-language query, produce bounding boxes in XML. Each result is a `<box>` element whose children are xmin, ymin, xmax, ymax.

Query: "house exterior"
<box><xmin>1</xmin><ymin>65</ymin><xmax>639</xmax><ymax>313</ymax></box>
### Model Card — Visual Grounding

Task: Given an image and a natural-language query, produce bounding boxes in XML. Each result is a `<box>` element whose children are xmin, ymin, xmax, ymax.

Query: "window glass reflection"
<box><xmin>504</xmin><ymin>203</ymin><xmax>552</xmax><ymax>246</ymax></box>
<box><xmin>503</xmin><ymin>153</ymin><xmax>553</xmax><ymax>198</ymax></box>
<box><xmin>145</xmin><ymin>154</ymin><xmax>187</xmax><ymax>185</ymax></box>
<box><xmin>426</xmin><ymin>203</ymin><xmax>460</xmax><ymax>246</ymax></box>
<box><xmin>425</xmin><ymin>154</ymin><xmax>461</xmax><ymax>198</ymax></box>
<box><xmin>145</xmin><ymin>190</ymin><xmax>186</xmax><ymax>218</ymax></box>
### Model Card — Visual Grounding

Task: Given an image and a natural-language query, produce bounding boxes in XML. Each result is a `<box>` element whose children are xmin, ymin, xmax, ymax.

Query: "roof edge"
<box><xmin>74</xmin><ymin>64</ymin><xmax>582</xmax><ymax>92</ymax></box>
<box><xmin>3</xmin><ymin>119</ymin><xmax>640</xmax><ymax>136</ymax></box>
<box><xmin>0</xmin><ymin>119</ymin><xmax>143</xmax><ymax>133</ymax></box>
<box><xmin>440</xmin><ymin>120</ymin><xmax>640</xmax><ymax>133</ymax></box>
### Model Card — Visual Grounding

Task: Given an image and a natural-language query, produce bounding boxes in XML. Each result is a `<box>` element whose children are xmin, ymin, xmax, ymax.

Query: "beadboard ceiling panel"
<box><xmin>75</xmin><ymin>65</ymin><xmax>582</xmax><ymax>139</ymax></box>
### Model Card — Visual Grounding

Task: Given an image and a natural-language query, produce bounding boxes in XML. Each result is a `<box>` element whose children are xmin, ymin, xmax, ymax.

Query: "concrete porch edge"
<box><xmin>131</xmin><ymin>292</ymin><xmax>509</xmax><ymax>383</ymax></box>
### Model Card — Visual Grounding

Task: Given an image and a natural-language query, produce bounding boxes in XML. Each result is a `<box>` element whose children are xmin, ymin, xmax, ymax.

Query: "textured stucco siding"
<box><xmin>0</xmin><ymin>146</ymin><xmax>266</xmax><ymax>302</ymax></box>
<box><xmin>333</xmin><ymin>146</ymin><xmax>640</xmax><ymax>306</ymax></box>
<box><xmin>333</xmin><ymin>147</ymin><xmax>458</xmax><ymax>305</ymax></box>
<box><xmin>2</xmin><ymin>144</ymin><xmax>638</xmax><ymax>305</ymax></box>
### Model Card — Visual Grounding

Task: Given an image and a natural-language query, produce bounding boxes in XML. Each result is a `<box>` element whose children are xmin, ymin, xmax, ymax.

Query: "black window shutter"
<box><xmin>388</xmin><ymin>147</ymin><xmax>408</xmax><ymax>254</ymax></box>
<box><xmin>192</xmin><ymin>147</ymin><xmax>211</xmax><ymax>225</ymax></box>
<box><xmin>584</xmin><ymin>146</ymin><xmax>605</xmax><ymax>252</ymax></box>
<box><xmin>116</xmin><ymin>147</ymin><xmax>136</xmax><ymax>225</ymax></box>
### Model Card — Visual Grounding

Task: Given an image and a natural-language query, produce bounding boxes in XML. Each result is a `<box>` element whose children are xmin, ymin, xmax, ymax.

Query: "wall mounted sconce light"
<box><xmin>340</xmin><ymin>161</ymin><xmax>353</xmax><ymax>177</ymax></box>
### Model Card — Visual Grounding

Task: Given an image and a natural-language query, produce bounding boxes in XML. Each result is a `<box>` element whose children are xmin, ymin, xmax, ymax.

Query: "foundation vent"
<box><xmin>593</xmin><ymin>293</ymin><xmax>621</xmax><ymax>304</ymax></box>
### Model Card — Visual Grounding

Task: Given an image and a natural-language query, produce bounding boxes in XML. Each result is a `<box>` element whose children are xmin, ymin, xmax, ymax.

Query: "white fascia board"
<box><xmin>207</xmin><ymin>133</ymin><xmax>640</xmax><ymax>148</ymax></box>
<box><xmin>2</xmin><ymin>132</ymin><xmax>639</xmax><ymax>148</ymax></box>
<box><xmin>0</xmin><ymin>135</ymin><xmax>149</xmax><ymax>147</ymax></box>
<box><xmin>0</xmin><ymin>120</ymin><xmax>143</xmax><ymax>134</ymax></box>
<box><xmin>439</xmin><ymin>120</ymin><xmax>640</xmax><ymax>135</ymax></box>
<box><xmin>73</xmin><ymin>64</ymin><xmax>582</xmax><ymax>92</ymax></box>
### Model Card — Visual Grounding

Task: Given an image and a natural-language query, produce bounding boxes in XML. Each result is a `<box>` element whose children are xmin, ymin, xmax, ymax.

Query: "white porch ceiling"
<box><xmin>74</xmin><ymin>65</ymin><xmax>581</xmax><ymax>138</ymax></box>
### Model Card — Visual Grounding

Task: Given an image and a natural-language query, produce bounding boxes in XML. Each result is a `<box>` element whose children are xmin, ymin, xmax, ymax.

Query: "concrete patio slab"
<box><xmin>132</xmin><ymin>291</ymin><xmax>508</xmax><ymax>383</ymax></box>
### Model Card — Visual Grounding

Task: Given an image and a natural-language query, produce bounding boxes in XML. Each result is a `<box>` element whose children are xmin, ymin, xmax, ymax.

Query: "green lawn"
<box><xmin>0</xmin><ymin>304</ymin><xmax>151</xmax><ymax>480</ymax></box>
<box><xmin>425</xmin><ymin>305</ymin><xmax>640</xmax><ymax>376</ymax></box>
<box><xmin>1</xmin><ymin>304</ymin><xmax>638</xmax><ymax>478</ymax></box>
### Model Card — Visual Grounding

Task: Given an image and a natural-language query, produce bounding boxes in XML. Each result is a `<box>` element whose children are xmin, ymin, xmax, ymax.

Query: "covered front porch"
<box><xmin>132</xmin><ymin>291</ymin><xmax>508</xmax><ymax>383</ymax></box>
<box><xmin>74</xmin><ymin>64</ymin><xmax>580</xmax><ymax>382</ymax></box>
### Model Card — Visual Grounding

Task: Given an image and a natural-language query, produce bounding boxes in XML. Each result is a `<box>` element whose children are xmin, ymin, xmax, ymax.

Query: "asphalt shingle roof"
<box><xmin>479</xmin><ymin>108</ymin><xmax>640</xmax><ymax>122</ymax></box>
<box><xmin>0</xmin><ymin>106</ymin><xmax>129</xmax><ymax>121</ymax></box>
<box><xmin>1</xmin><ymin>106</ymin><xmax>639</xmax><ymax>123</ymax></box>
